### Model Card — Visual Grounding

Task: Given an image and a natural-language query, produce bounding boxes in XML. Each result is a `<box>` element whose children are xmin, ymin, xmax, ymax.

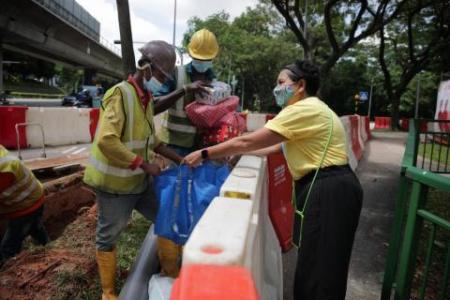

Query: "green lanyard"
<box><xmin>292</xmin><ymin>109</ymin><xmax>334</xmax><ymax>248</ymax></box>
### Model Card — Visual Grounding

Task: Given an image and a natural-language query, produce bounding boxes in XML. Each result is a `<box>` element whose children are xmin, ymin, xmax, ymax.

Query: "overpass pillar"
<box><xmin>83</xmin><ymin>68</ymin><xmax>97</xmax><ymax>85</ymax></box>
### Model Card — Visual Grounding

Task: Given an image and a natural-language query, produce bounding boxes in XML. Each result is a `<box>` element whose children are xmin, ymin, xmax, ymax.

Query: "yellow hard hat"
<box><xmin>188</xmin><ymin>29</ymin><xmax>219</xmax><ymax>60</ymax></box>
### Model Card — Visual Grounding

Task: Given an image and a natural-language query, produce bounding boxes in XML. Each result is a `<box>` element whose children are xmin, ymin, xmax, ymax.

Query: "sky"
<box><xmin>76</xmin><ymin>0</ymin><xmax>258</xmax><ymax>60</ymax></box>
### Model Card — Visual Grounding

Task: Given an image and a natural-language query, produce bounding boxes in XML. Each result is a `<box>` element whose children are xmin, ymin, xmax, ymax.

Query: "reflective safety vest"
<box><xmin>159</xmin><ymin>65</ymin><xmax>197</xmax><ymax>148</ymax></box>
<box><xmin>0</xmin><ymin>146</ymin><xmax>44</xmax><ymax>216</ymax></box>
<box><xmin>83</xmin><ymin>81</ymin><xmax>158</xmax><ymax>194</ymax></box>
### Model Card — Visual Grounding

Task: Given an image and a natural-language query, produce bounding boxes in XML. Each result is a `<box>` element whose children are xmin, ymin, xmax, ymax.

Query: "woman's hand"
<box><xmin>183</xmin><ymin>150</ymin><xmax>203</xmax><ymax>168</ymax></box>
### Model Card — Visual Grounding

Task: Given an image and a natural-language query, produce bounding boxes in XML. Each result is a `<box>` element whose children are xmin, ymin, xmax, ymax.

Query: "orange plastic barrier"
<box><xmin>0</xmin><ymin>106</ymin><xmax>28</xmax><ymax>149</ymax></box>
<box><xmin>171</xmin><ymin>265</ymin><xmax>259</xmax><ymax>300</ymax></box>
<box><xmin>374</xmin><ymin>117</ymin><xmax>392</xmax><ymax>129</ymax></box>
<box><xmin>267</xmin><ymin>152</ymin><xmax>294</xmax><ymax>252</ymax></box>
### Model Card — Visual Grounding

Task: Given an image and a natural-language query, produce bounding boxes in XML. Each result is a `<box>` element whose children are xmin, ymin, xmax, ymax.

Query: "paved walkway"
<box><xmin>282</xmin><ymin>131</ymin><xmax>408</xmax><ymax>300</ymax></box>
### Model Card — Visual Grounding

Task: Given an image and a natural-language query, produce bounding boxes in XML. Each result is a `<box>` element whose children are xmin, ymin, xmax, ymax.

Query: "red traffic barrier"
<box><xmin>89</xmin><ymin>108</ymin><xmax>100</xmax><ymax>141</ymax></box>
<box><xmin>171</xmin><ymin>265</ymin><xmax>259</xmax><ymax>300</ymax></box>
<box><xmin>374</xmin><ymin>116</ymin><xmax>392</xmax><ymax>130</ymax></box>
<box><xmin>0</xmin><ymin>106</ymin><xmax>28</xmax><ymax>149</ymax></box>
<box><xmin>399</xmin><ymin>118</ymin><xmax>409</xmax><ymax>131</ymax></box>
<box><xmin>267</xmin><ymin>152</ymin><xmax>294</xmax><ymax>252</ymax></box>
<box><xmin>265</xmin><ymin>113</ymin><xmax>275</xmax><ymax>122</ymax></box>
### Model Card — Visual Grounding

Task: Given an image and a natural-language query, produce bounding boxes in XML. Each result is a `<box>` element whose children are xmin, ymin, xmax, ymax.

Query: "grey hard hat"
<box><xmin>138</xmin><ymin>40</ymin><xmax>176</xmax><ymax>79</ymax></box>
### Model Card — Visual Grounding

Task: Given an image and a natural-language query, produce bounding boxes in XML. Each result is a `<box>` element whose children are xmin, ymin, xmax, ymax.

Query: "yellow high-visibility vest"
<box><xmin>159</xmin><ymin>65</ymin><xmax>197</xmax><ymax>148</ymax></box>
<box><xmin>83</xmin><ymin>81</ymin><xmax>158</xmax><ymax>194</ymax></box>
<box><xmin>0</xmin><ymin>146</ymin><xmax>44</xmax><ymax>215</ymax></box>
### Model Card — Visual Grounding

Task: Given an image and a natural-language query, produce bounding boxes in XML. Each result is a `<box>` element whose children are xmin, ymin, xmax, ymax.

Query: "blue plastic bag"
<box><xmin>154</xmin><ymin>161</ymin><xmax>230</xmax><ymax>245</ymax></box>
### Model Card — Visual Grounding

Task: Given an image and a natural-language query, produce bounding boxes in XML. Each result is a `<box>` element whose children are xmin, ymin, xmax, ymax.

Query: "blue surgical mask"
<box><xmin>143</xmin><ymin>66</ymin><xmax>163</xmax><ymax>93</ymax></box>
<box><xmin>143</xmin><ymin>77</ymin><xmax>163</xmax><ymax>94</ymax></box>
<box><xmin>273</xmin><ymin>84</ymin><xmax>294</xmax><ymax>107</ymax></box>
<box><xmin>192</xmin><ymin>59</ymin><xmax>213</xmax><ymax>73</ymax></box>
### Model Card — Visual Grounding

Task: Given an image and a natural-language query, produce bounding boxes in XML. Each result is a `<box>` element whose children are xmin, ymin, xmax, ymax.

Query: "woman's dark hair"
<box><xmin>283</xmin><ymin>60</ymin><xmax>320</xmax><ymax>96</ymax></box>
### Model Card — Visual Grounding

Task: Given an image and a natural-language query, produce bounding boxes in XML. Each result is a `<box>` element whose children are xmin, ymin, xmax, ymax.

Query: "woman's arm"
<box><xmin>184</xmin><ymin>128</ymin><xmax>286</xmax><ymax>167</ymax></box>
<box><xmin>247</xmin><ymin>143</ymin><xmax>282</xmax><ymax>157</ymax></box>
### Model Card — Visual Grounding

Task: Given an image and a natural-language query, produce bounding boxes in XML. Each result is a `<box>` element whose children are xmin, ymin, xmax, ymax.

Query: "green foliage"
<box><xmin>182</xmin><ymin>5</ymin><xmax>303</xmax><ymax>112</ymax></box>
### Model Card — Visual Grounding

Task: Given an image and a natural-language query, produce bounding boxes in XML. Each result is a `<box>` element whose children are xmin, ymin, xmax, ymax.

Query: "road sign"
<box><xmin>359</xmin><ymin>91</ymin><xmax>369</xmax><ymax>102</ymax></box>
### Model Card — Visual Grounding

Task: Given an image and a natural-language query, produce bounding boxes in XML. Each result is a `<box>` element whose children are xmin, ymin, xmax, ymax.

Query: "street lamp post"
<box><xmin>172</xmin><ymin>0</ymin><xmax>177</xmax><ymax>46</ymax></box>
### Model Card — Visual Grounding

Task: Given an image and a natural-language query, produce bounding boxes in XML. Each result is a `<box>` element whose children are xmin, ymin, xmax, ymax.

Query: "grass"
<box><xmin>412</xmin><ymin>188</ymin><xmax>450</xmax><ymax>300</ymax></box>
<box><xmin>418</xmin><ymin>142</ymin><xmax>450</xmax><ymax>165</ymax></box>
<box><xmin>115</xmin><ymin>211</ymin><xmax>152</xmax><ymax>291</ymax></box>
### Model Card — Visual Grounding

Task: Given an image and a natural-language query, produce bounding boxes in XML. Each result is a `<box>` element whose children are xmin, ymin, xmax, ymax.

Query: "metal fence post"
<box><xmin>395</xmin><ymin>181</ymin><xmax>428</xmax><ymax>300</ymax></box>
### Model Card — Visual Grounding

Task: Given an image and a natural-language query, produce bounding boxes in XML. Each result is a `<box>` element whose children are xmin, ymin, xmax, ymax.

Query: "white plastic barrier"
<box><xmin>246</xmin><ymin>113</ymin><xmax>268</xmax><ymax>132</ymax></box>
<box><xmin>26</xmin><ymin>107</ymin><xmax>91</xmax><ymax>147</ymax></box>
<box><xmin>183</xmin><ymin>197</ymin><xmax>253</xmax><ymax>266</ymax></box>
<box><xmin>183</xmin><ymin>155</ymin><xmax>283</xmax><ymax>300</ymax></box>
<box><xmin>360</xmin><ymin>116</ymin><xmax>368</xmax><ymax>142</ymax></box>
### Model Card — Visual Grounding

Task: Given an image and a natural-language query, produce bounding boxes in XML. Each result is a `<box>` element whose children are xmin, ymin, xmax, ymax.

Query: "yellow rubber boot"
<box><xmin>96</xmin><ymin>249</ymin><xmax>118</xmax><ymax>300</ymax></box>
<box><xmin>157</xmin><ymin>237</ymin><xmax>182</xmax><ymax>278</ymax></box>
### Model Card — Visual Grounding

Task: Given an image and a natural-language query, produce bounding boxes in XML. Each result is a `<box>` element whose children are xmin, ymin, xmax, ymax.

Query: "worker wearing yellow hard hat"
<box><xmin>148</xmin><ymin>29</ymin><xmax>219</xmax><ymax>277</ymax></box>
<box><xmin>154</xmin><ymin>28</ymin><xmax>219</xmax><ymax>156</ymax></box>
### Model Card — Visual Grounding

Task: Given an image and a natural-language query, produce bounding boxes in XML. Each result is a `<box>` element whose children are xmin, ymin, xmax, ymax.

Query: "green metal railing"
<box><xmin>381</xmin><ymin>119</ymin><xmax>450</xmax><ymax>300</ymax></box>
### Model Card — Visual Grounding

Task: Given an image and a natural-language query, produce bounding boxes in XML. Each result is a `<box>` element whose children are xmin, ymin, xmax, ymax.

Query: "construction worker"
<box><xmin>83</xmin><ymin>40</ymin><xmax>183</xmax><ymax>299</ymax></box>
<box><xmin>0</xmin><ymin>145</ymin><xmax>49</xmax><ymax>266</ymax></box>
<box><xmin>184</xmin><ymin>60</ymin><xmax>363</xmax><ymax>300</ymax></box>
<box><xmin>154</xmin><ymin>28</ymin><xmax>219</xmax><ymax>156</ymax></box>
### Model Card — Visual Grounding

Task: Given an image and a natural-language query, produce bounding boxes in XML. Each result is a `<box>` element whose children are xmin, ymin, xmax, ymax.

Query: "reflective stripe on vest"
<box><xmin>168</xmin><ymin>107</ymin><xmax>187</xmax><ymax>118</ymax></box>
<box><xmin>161</xmin><ymin>118</ymin><xmax>197</xmax><ymax>133</ymax></box>
<box><xmin>3</xmin><ymin>175</ymin><xmax>38</xmax><ymax>206</ymax></box>
<box><xmin>122</xmin><ymin>83</ymin><xmax>135</xmax><ymax>142</ymax></box>
<box><xmin>89</xmin><ymin>156</ymin><xmax>144</xmax><ymax>177</ymax></box>
<box><xmin>124</xmin><ymin>138</ymin><xmax>153</xmax><ymax>150</ymax></box>
<box><xmin>0</xmin><ymin>156</ymin><xmax>17</xmax><ymax>164</ymax></box>
<box><xmin>1</xmin><ymin>166</ymin><xmax>31</xmax><ymax>198</ymax></box>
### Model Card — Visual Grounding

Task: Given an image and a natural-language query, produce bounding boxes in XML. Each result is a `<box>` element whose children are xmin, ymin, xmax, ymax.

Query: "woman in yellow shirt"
<box><xmin>184</xmin><ymin>60</ymin><xmax>363</xmax><ymax>300</ymax></box>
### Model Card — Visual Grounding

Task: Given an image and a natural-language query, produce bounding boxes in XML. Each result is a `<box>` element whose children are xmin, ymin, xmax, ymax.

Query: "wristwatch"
<box><xmin>201</xmin><ymin>149</ymin><xmax>209</xmax><ymax>160</ymax></box>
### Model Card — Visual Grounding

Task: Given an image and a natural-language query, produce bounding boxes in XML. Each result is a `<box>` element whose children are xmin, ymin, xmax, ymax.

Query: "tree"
<box><xmin>268</xmin><ymin>0</ymin><xmax>408</xmax><ymax>78</ymax></box>
<box><xmin>183</xmin><ymin>6</ymin><xmax>302</xmax><ymax>111</ymax></box>
<box><xmin>378</xmin><ymin>0</ymin><xmax>450</xmax><ymax>128</ymax></box>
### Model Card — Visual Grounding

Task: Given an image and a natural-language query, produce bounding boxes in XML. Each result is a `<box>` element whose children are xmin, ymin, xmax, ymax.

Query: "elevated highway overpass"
<box><xmin>0</xmin><ymin>0</ymin><xmax>123</xmax><ymax>90</ymax></box>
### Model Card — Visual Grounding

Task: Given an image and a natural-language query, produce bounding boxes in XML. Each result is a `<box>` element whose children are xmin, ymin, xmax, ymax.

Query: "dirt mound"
<box><xmin>0</xmin><ymin>205</ymin><xmax>99</xmax><ymax>300</ymax></box>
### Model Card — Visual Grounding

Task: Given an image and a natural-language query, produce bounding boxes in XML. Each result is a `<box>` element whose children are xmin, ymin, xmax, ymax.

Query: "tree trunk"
<box><xmin>116</xmin><ymin>0</ymin><xmax>135</xmax><ymax>77</ymax></box>
<box><xmin>390</xmin><ymin>94</ymin><xmax>400</xmax><ymax>131</ymax></box>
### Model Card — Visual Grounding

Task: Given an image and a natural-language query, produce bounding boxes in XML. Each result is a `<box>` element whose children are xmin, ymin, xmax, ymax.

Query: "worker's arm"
<box><xmin>96</xmin><ymin>88</ymin><xmax>141</xmax><ymax>169</ymax></box>
<box><xmin>153</xmin><ymin>144</ymin><xmax>183</xmax><ymax>165</ymax></box>
<box><xmin>183</xmin><ymin>128</ymin><xmax>286</xmax><ymax>167</ymax></box>
<box><xmin>153</xmin><ymin>80</ymin><xmax>210</xmax><ymax>115</ymax></box>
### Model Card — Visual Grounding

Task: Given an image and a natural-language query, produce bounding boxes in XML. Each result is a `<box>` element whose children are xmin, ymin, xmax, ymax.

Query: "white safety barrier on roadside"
<box><xmin>182</xmin><ymin>155</ymin><xmax>283</xmax><ymax>300</ymax></box>
<box><xmin>360</xmin><ymin>115</ymin><xmax>369</xmax><ymax>142</ymax></box>
<box><xmin>246</xmin><ymin>113</ymin><xmax>268</xmax><ymax>132</ymax></box>
<box><xmin>26</xmin><ymin>107</ymin><xmax>91</xmax><ymax>147</ymax></box>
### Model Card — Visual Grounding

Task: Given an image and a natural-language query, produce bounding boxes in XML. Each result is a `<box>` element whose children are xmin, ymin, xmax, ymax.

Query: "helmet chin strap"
<box><xmin>136</xmin><ymin>63</ymin><xmax>151</xmax><ymax>71</ymax></box>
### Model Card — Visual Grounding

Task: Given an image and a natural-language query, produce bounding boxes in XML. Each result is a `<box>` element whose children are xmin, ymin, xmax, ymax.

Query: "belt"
<box><xmin>295</xmin><ymin>164</ymin><xmax>351</xmax><ymax>190</ymax></box>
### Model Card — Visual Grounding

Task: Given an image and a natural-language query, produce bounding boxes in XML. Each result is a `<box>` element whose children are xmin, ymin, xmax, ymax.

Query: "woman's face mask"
<box><xmin>273</xmin><ymin>84</ymin><xmax>295</xmax><ymax>107</ymax></box>
<box><xmin>192</xmin><ymin>59</ymin><xmax>213</xmax><ymax>73</ymax></box>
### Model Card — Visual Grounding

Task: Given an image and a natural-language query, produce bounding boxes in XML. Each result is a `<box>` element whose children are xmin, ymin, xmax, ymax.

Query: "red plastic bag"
<box><xmin>218</xmin><ymin>112</ymin><xmax>247</xmax><ymax>132</ymax></box>
<box><xmin>185</xmin><ymin>96</ymin><xmax>239</xmax><ymax>128</ymax></box>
